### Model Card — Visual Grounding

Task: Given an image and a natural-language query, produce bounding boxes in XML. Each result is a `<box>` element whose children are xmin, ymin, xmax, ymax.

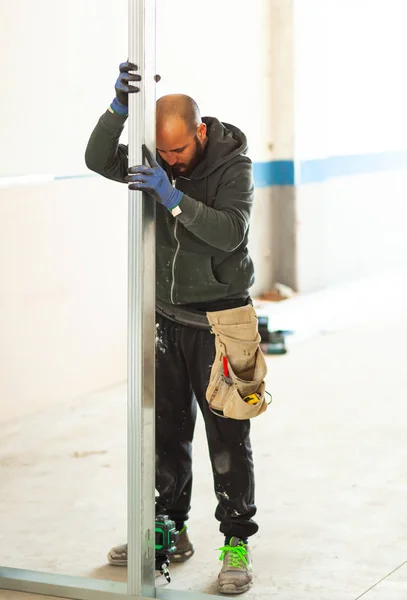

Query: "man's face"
<box><xmin>156</xmin><ymin>118</ymin><xmax>206</xmax><ymax>178</ymax></box>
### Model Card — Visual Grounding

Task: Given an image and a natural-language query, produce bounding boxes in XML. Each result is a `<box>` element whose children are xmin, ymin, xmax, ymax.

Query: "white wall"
<box><xmin>0</xmin><ymin>0</ymin><xmax>127</xmax><ymax>177</ymax></box>
<box><xmin>297</xmin><ymin>171</ymin><xmax>407</xmax><ymax>292</ymax></box>
<box><xmin>0</xmin><ymin>178</ymin><xmax>128</xmax><ymax>422</ymax></box>
<box><xmin>294</xmin><ymin>0</ymin><xmax>407</xmax><ymax>159</ymax></box>
<box><xmin>293</xmin><ymin>0</ymin><xmax>407</xmax><ymax>292</ymax></box>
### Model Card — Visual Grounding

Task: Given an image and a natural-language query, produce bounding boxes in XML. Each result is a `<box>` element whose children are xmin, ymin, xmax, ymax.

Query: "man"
<box><xmin>85</xmin><ymin>62</ymin><xmax>258</xmax><ymax>595</ymax></box>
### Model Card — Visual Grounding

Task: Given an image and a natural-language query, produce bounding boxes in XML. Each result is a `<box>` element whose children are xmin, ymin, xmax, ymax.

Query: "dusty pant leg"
<box><xmin>182</xmin><ymin>324</ymin><xmax>258</xmax><ymax>539</ymax></box>
<box><xmin>155</xmin><ymin>313</ymin><xmax>197</xmax><ymax>525</ymax></box>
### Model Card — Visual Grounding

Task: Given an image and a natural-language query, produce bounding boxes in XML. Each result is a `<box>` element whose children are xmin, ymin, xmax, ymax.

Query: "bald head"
<box><xmin>155</xmin><ymin>94</ymin><xmax>207</xmax><ymax>178</ymax></box>
<box><xmin>156</xmin><ymin>94</ymin><xmax>202</xmax><ymax>134</ymax></box>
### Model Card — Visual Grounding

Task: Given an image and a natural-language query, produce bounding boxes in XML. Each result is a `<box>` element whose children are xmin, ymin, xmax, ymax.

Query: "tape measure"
<box><xmin>242</xmin><ymin>393</ymin><xmax>261</xmax><ymax>405</ymax></box>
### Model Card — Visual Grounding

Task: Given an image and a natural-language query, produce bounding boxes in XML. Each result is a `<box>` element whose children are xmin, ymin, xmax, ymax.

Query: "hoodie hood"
<box><xmin>188</xmin><ymin>117</ymin><xmax>248</xmax><ymax>180</ymax></box>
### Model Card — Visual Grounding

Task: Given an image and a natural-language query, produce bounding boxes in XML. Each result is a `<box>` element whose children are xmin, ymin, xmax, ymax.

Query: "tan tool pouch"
<box><xmin>206</xmin><ymin>304</ymin><xmax>270</xmax><ymax>419</ymax></box>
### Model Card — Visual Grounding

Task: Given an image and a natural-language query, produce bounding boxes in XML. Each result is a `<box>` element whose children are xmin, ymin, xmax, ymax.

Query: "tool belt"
<box><xmin>206</xmin><ymin>304</ymin><xmax>269</xmax><ymax>419</ymax></box>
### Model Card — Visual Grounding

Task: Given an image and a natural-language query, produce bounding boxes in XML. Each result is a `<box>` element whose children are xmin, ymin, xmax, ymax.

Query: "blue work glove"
<box><xmin>127</xmin><ymin>145</ymin><xmax>183</xmax><ymax>211</ymax></box>
<box><xmin>111</xmin><ymin>61</ymin><xmax>141</xmax><ymax>115</ymax></box>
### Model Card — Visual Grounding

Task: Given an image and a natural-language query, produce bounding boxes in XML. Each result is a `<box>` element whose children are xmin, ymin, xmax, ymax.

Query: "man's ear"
<box><xmin>197</xmin><ymin>122</ymin><xmax>207</xmax><ymax>141</ymax></box>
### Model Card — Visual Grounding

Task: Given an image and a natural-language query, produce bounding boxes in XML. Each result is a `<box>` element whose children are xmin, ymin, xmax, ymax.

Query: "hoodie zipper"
<box><xmin>171</xmin><ymin>219</ymin><xmax>180</xmax><ymax>304</ymax></box>
<box><xmin>170</xmin><ymin>177</ymin><xmax>184</xmax><ymax>305</ymax></box>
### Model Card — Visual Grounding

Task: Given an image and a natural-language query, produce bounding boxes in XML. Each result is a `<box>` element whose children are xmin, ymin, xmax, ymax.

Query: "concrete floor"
<box><xmin>1</xmin><ymin>314</ymin><xmax>407</xmax><ymax>600</ymax></box>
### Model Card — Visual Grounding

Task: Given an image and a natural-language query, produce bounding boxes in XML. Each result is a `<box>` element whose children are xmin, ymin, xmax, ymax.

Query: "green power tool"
<box><xmin>155</xmin><ymin>514</ymin><xmax>179</xmax><ymax>582</ymax></box>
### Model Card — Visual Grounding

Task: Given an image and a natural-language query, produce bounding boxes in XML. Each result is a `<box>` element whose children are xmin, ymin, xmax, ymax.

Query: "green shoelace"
<box><xmin>218</xmin><ymin>543</ymin><xmax>248</xmax><ymax>568</ymax></box>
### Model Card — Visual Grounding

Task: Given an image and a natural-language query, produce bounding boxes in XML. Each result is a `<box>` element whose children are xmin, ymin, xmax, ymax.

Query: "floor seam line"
<box><xmin>353</xmin><ymin>559</ymin><xmax>407</xmax><ymax>600</ymax></box>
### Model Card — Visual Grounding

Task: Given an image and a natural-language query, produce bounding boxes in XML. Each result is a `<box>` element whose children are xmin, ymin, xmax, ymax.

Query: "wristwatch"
<box><xmin>171</xmin><ymin>205</ymin><xmax>182</xmax><ymax>217</ymax></box>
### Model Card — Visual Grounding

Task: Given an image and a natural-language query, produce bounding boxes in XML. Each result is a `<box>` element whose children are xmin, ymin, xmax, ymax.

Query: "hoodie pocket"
<box><xmin>156</xmin><ymin>245</ymin><xmax>229</xmax><ymax>305</ymax></box>
<box><xmin>173</xmin><ymin>250</ymin><xmax>229</xmax><ymax>304</ymax></box>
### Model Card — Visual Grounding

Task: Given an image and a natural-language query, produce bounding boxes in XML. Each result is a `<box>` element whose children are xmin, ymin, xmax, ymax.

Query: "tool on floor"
<box><xmin>155</xmin><ymin>514</ymin><xmax>179</xmax><ymax>583</ymax></box>
<box><xmin>258</xmin><ymin>315</ymin><xmax>293</xmax><ymax>354</ymax></box>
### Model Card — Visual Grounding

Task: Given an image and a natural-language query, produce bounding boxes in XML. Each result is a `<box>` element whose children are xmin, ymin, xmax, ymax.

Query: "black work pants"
<box><xmin>155</xmin><ymin>312</ymin><xmax>258</xmax><ymax>539</ymax></box>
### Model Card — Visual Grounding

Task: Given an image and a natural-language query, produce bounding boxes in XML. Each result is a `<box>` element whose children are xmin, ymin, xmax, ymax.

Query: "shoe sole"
<box><xmin>107</xmin><ymin>553</ymin><xmax>127</xmax><ymax>567</ymax></box>
<box><xmin>169</xmin><ymin>546</ymin><xmax>195</xmax><ymax>563</ymax></box>
<box><xmin>218</xmin><ymin>581</ymin><xmax>253</xmax><ymax>595</ymax></box>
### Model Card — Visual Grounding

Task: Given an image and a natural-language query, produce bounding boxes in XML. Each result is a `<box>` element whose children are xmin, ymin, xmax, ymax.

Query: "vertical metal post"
<box><xmin>127</xmin><ymin>0</ymin><xmax>156</xmax><ymax>598</ymax></box>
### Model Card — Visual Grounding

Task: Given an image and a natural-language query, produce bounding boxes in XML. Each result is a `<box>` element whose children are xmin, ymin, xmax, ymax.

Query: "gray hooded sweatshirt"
<box><xmin>85</xmin><ymin>110</ymin><xmax>255</xmax><ymax>317</ymax></box>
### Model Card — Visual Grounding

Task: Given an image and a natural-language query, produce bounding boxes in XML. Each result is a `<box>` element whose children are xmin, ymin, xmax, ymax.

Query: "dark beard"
<box><xmin>171</xmin><ymin>136</ymin><xmax>204</xmax><ymax>179</ymax></box>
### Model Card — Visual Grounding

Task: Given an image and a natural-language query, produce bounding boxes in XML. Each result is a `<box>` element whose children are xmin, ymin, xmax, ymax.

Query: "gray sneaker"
<box><xmin>107</xmin><ymin>527</ymin><xmax>194</xmax><ymax>567</ymax></box>
<box><xmin>217</xmin><ymin>537</ymin><xmax>253</xmax><ymax>595</ymax></box>
<box><xmin>169</xmin><ymin>526</ymin><xmax>195</xmax><ymax>563</ymax></box>
<box><xmin>107</xmin><ymin>542</ymin><xmax>128</xmax><ymax>567</ymax></box>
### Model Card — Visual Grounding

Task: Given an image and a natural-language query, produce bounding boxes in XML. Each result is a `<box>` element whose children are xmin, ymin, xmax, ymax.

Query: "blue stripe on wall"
<box><xmin>299</xmin><ymin>150</ymin><xmax>407</xmax><ymax>184</ymax></box>
<box><xmin>252</xmin><ymin>150</ymin><xmax>407</xmax><ymax>187</ymax></box>
<box><xmin>54</xmin><ymin>173</ymin><xmax>98</xmax><ymax>181</ymax></box>
<box><xmin>252</xmin><ymin>160</ymin><xmax>295</xmax><ymax>187</ymax></box>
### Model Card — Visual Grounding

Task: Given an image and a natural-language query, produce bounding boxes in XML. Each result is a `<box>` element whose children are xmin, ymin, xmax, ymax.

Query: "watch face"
<box><xmin>172</xmin><ymin>206</ymin><xmax>182</xmax><ymax>216</ymax></box>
